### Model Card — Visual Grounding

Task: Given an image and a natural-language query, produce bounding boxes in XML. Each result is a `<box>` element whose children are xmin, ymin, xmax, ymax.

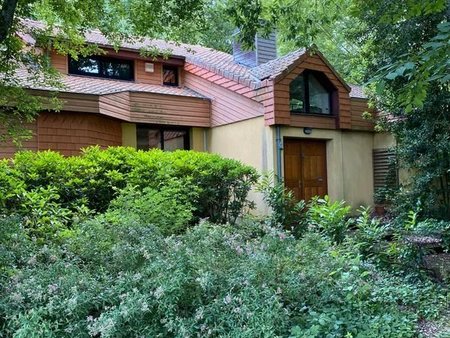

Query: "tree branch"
<box><xmin>0</xmin><ymin>0</ymin><xmax>19</xmax><ymax>43</ymax></box>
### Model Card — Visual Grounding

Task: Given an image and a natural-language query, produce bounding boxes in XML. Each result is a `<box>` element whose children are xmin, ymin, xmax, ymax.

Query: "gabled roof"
<box><xmin>19</xmin><ymin>19</ymin><xmax>367</xmax><ymax>98</ymax></box>
<box><xmin>249</xmin><ymin>49</ymin><xmax>306</xmax><ymax>80</ymax></box>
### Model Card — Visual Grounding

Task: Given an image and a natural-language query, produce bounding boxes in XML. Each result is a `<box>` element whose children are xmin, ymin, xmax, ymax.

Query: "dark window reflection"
<box><xmin>69</xmin><ymin>55</ymin><xmax>134</xmax><ymax>81</ymax></box>
<box><xmin>289</xmin><ymin>70</ymin><xmax>334</xmax><ymax>115</ymax></box>
<box><xmin>163</xmin><ymin>65</ymin><xmax>179</xmax><ymax>86</ymax></box>
<box><xmin>137</xmin><ymin>125</ymin><xmax>189</xmax><ymax>151</ymax></box>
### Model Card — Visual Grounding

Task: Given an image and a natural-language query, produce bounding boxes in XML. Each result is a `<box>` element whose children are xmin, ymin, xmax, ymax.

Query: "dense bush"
<box><xmin>107</xmin><ymin>181</ymin><xmax>197</xmax><ymax>235</ymax></box>
<box><xmin>0</xmin><ymin>215</ymin><xmax>447</xmax><ymax>337</ymax></box>
<box><xmin>0</xmin><ymin>147</ymin><xmax>258</xmax><ymax>225</ymax></box>
<box><xmin>307</xmin><ymin>196</ymin><xmax>352</xmax><ymax>243</ymax></box>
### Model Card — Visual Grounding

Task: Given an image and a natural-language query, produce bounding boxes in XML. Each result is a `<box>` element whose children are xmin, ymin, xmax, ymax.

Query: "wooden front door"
<box><xmin>284</xmin><ymin>138</ymin><xmax>328</xmax><ymax>201</ymax></box>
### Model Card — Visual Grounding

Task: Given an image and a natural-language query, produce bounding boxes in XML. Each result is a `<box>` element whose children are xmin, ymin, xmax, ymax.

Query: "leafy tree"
<box><xmin>225</xmin><ymin>0</ymin><xmax>367</xmax><ymax>83</ymax></box>
<box><xmin>353</xmin><ymin>1</ymin><xmax>449</xmax><ymax>219</ymax></box>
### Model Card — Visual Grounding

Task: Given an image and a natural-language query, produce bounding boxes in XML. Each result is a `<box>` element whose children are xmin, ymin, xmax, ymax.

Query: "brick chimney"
<box><xmin>233</xmin><ymin>32</ymin><xmax>277</xmax><ymax>68</ymax></box>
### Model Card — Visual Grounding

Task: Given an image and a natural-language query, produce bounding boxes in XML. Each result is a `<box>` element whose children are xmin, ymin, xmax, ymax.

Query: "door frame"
<box><xmin>283</xmin><ymin>137</ymin><xmax>329</xmax><ymax>200</ymax></box>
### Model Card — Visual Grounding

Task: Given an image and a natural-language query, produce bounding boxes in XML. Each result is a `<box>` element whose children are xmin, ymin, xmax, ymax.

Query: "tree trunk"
<box><xmin>0</xmin><ymin>0</ymin><xmax>19</xmax><ymax>44</ymax></box>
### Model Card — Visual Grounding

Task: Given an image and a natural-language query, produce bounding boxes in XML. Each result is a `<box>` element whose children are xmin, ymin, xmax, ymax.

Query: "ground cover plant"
<box><xmin>1</xmin><ymin>214</ymin><xmax>448</xmax><ymax>337</ymax></box>
<box><xmin>0</xmin><ymin>148</ymin><xmax>449</xmax><ymax>337</ymax></box>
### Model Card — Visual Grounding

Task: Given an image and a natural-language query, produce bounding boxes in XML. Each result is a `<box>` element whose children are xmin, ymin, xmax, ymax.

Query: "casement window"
<box><xmin>68</xmin><ymin>55</ymin><xmax>134</xmax><ymax>81</ymax></box>
<box><xmin>136</xmin><ymin>125</ymin><xmax>189</xmax><ymax>151</ymax></box>
<box><xmin>162</xmin><ymin>65</ymin><xmax>179</xmax><ymax>86</ymax></box>
<box><xmin>289</xmin><ymin>70</ymin><xmax>335</xmax><ymax>115</ymax></box>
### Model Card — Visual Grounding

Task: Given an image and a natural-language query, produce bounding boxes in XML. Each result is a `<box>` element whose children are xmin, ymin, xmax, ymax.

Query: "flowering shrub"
<box><xmin>0</xmin><ymin>215</ymin><xmax>447</xmax><ymax>337</ymax></box>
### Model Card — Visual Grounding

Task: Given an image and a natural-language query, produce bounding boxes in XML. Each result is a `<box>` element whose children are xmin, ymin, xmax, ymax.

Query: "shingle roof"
<box><xmin>19</xmin><ymin>19</ymin><xmax>367</xmax><ymax>98</ymax></box>
<box><xmin>17</xmin><ymin>68</ymin><xmax>207</xmax><ymax>98</ymax></box>
<box><xmin>249</xmin><ymin>49</ymin><xmax>307</xmax><ymax>80</ymax></box>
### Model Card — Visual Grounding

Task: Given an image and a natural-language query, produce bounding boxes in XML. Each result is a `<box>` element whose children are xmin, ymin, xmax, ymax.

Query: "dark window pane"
<box><xmin>136</xmin><ymin>125</ymin><xmax>189</xmax><ymax>151</ymax></box>
<box><xmin>308</xmin><ymin>74</ymin><xmax>331</xmax><ymax>114</ymax></box>
<box><xmin>137</xmin><ymin>128</ymin><xmax>161</xmax><ymax>150</ymax></box>
<box><xmin>69</xmin><ymin>55</ymin><xmax>134</xmax><ymax>81</ymax></box>
<box><xmin>289</xmin><ymin>74</ymin><xmax>305</xmax><ymax>113</ymax></box>
<box><xmin>102</xmin><ymin>60</ymin><xmax>133</xmax><ymax>79</ymax></box>
<box><xmin>289</xmin><ymin>71</ymin><xmax>333</xmax><ymax>115</ymax></box>
<box><xmin>163</xmin><ymin>130</ymin><xmax>187</xmax><ymax>151</ymax></box>
<box><xmin>163</xmin><ymin>66</ymin><xmax>179</xmax><ymax>86</ymax></box>
<box><xmin>70</xmin><ymin>57</ymin><xmax>100</xmax><ymax>75</ymax></box>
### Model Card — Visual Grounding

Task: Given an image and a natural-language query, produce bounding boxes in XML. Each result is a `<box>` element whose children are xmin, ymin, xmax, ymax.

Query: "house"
<box><xmin>2</xmin><ymin>20</ymin><xmax>395</xmax><ymax>211</ymax></box>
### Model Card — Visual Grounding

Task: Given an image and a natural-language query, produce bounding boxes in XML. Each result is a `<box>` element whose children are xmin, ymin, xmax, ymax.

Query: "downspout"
<box><xmin>275</xmin><ymin>125</ymin><xmax>283</xmax><ymax>182</ymax></box>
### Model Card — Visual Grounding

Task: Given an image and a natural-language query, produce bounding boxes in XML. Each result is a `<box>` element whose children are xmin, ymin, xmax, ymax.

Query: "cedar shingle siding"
<box><xmin>0</xmin><ymin>112</ymin><xmax>122</xmax><ymax>158</ymax></box>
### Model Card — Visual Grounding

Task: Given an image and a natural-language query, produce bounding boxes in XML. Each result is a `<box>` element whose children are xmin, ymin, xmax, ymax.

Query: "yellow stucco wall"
<box><xmin>208</xmin><ymin>116</ymin><xmax>272</xmax><ymax>171</ymax></box>
<box><xmin>277</xmin><ymin>127</ymin><xmax>377</xmax><ymax>209</ymax></box>
<box><xmin>341</xmin><ymin>131</ymin><xmax>375</xmax><ymax>207</ymax></box>
<box><xmin>208</xmin><ymin>116</ymin><xmax>273</xmax><ymax>212</ymax></box>
<box><xmin>190</xmin><ymin>128</ymin><xmax>206</xmax><ymax>151</ymax></box>
<box><xmin>374</xmin><ymin>132</ymin><xmax>395</xmax><ymax>149</ymax></box>
<box><xmin>121</xmin><ymin>123</ymin><xmax>137</xmax><ymax>148</ymax></box>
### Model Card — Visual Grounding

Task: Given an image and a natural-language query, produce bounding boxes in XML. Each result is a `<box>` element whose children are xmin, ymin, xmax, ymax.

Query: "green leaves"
<box><xmin>1</xmin><ymin>215</ymin><xmax>448</xmax><ymax>337</ymax></box>
<box><xmin>0</xmin><ymin>147</ymin><xmax>259</xmax><ymax>235</ymax></box>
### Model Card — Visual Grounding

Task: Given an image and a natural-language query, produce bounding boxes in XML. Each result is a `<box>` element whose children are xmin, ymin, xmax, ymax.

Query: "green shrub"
<box><xmin>307</xmin><ymin>196</ymin><xmax>352</xmax><ymax>243</ymax></box>
<box><xmin>256</xmin><ymin>172</ymin><xmax>306</xmax><ymax>234</ymax></box>
<box><xmin>0</xmin><ymin>217</ymin><xmax>447</xmax><ymax>337</ymax></box>
<box><xmin>0</xmin><ymin>147</ymin><xmax>258</xmax><ymax>227</ymax></box>
<box><xmin>0</xmin><ymin>159</ymin><xmax>25</xmax><ymax>210</ymax></box>
<box><xmin>108</xmin><ymin>180</ymin><xmax>197</xmax><ymax>235</ymax></box>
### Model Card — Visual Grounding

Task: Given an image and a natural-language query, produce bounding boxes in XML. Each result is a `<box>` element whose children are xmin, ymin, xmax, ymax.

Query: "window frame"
<box><xmin>136</xmin><ymin>124</ymin><xmax>190</xmax><ymax>151</ymax></box>
<box><xmin>162</xmin><ymin>65</ymin><xmax>179</xmax><ymax>86</ymax></box>
<box><xmin>289</xmin><ymin>70</ymin><xmax>335</xmax><ymax>116</ymax></box>
<box><xmin>68</xmin><ymin>55</ymin><xmax>135</xmax><ymax>81</ymax></box>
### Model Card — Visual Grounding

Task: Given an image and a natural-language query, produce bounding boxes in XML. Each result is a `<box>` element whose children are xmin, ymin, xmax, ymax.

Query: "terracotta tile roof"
<box><xmin>19</xmin><ymin>19</ymin><xmax>366</xmax><ymax>98</ymax></box>
<box><xmin>17</xmin><ymin>68</ymin><xmax>207</xmax><ymax>99</ymax></box>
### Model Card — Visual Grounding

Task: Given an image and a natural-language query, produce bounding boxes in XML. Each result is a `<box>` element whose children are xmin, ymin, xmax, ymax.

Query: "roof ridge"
<box><xmin>19</xmin><ymin>20</ymin><xmax>366</xmax><ymax>98</ymax></box>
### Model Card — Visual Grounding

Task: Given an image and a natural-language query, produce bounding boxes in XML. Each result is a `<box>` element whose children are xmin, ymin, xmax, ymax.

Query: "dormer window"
<box><xmin>69</xmin><ymin>55</ymin><xmax>134</xmax><ymax>81</ymax></box>
<box><xmin>163</xmin><ymin>65</ymin><xmax>179</xmax><ymax>86</ymax></box>
<box><xmin>289</xmin><ymin>70</ymin><xmax>335</xmax><ymax>115</ymax></box>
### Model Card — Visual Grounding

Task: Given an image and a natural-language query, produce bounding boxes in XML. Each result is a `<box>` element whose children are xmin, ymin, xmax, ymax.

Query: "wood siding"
<box><xmin>350</xmin><ymin>98</ymin><xmax>375</xmax><ymax>131</ymax></box>
<box><xmin>30</xmin><ymin>89</ymin><xmax>210</xmax><ymax>127</ymax></box>
<box><xmin>50</xmin><ymin>51</ymin><xmax>68</xmax><ymax>73</ymax></box>
<box><xmin>272</xmin><ymin>54</ymin><xmax>351</xmax><ymax>129</ymax></box>
<box><xmin>135</xmin><ymin>60</ymin><xmax>163</xmax><ymax>85</ymax></box>
<box><xmin>99</xmin><ymin>92</ymin><xmax>131</xmax><ymax>121</ymax></box>
<box><xmin>255</xmin><ymin>33</ymin><xmax>277</xmax><ymax>65</ymax></box>
<box><xmin>0</xmin><ymin>112</ymin><xmax>122</xmax><ymax>158</ymax></box>
<box><xmin>290</xmin><ymin>114</ymin><xmax>337</xmax><ymax>129</ymax></box>
<box><xmin>38</xmin><ymin>112</ymin><xmax>122</xmax><ymax>155</ymax></box>
<box><xmin>129</xmin><ymin>92</ymin><xmax>210</xmax><ymax>127</ymax></box>
<box><xmin>0</xmin><ymin>122</ymin><xmax>38</xmax><ymax>159</ymax></box>
<box><xmin>184</xmin><ymin>69</ymin><xmax>263</xmax><ymax>126</ymax></box>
